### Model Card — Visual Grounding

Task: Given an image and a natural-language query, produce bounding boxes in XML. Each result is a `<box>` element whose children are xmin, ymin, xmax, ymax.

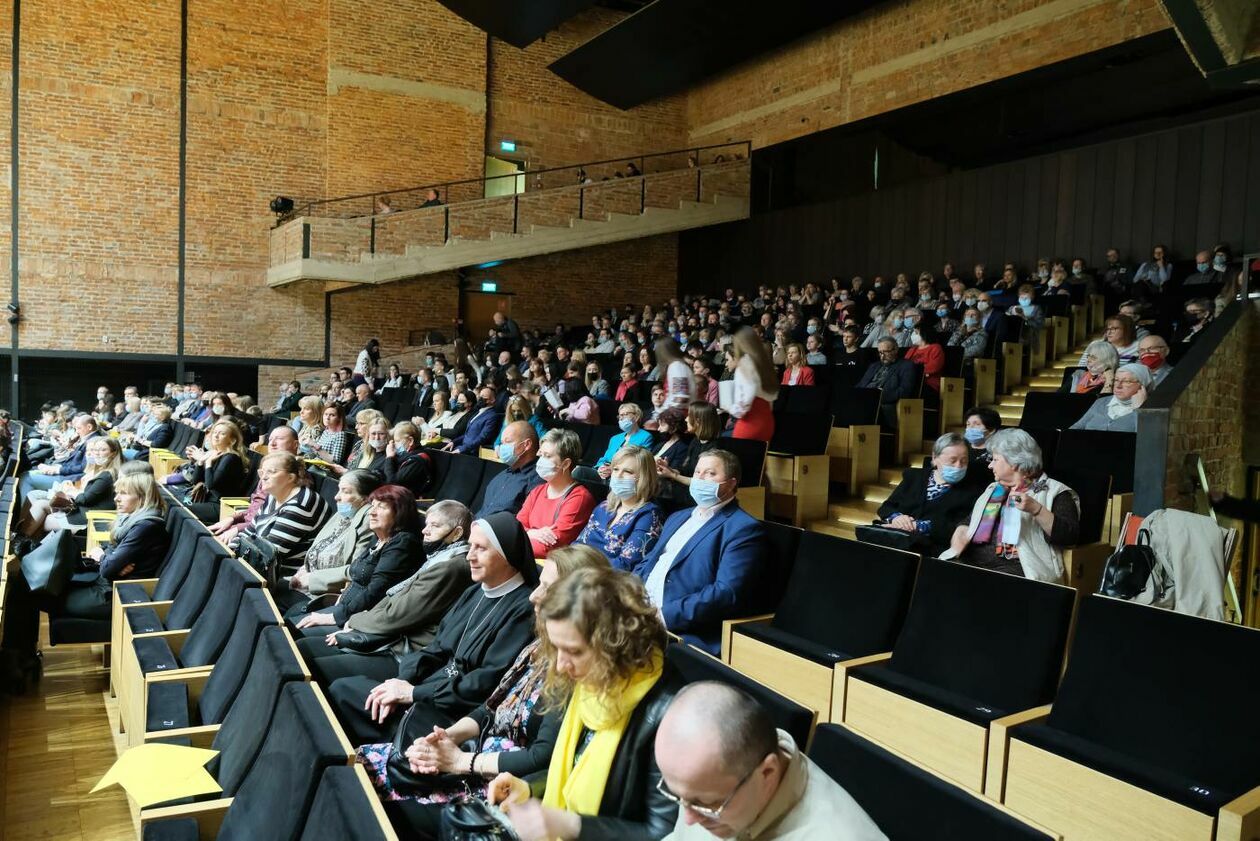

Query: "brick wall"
<box><xmin>686</xmin><ymin>0</ymin><xmax>1171</xmax><ymax>150</ymax></box>
<box><xmin>465</xmin><ymin>234</ymin><xmax>679</xmax><ymax>333</ymax></box>
<box><xmin>1163</xmin><ymin>301</ymin><xmax>1256</xmax><ymax>509</ymax></box>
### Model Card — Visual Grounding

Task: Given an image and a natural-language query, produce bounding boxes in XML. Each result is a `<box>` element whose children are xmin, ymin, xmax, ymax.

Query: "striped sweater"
<box><xmin>244</xmin><ymin>486</ymin><xmax>332</xmax><ymax>567</ymax></box>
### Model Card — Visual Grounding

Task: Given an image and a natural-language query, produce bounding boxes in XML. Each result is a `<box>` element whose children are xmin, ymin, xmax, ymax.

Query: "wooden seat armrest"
<box><xmin>830</xmin><ymin>652</ymin><xmax>893</xmax><ymax>723</ymax></box>
<box><xmin>1217</xmin><ymin>784</ymin><xmax>1260</xmax><ymax>841</ymax></box>
<box><xmin>721</xmin><ymin>614</ymin><xmax>775</xmax><ymax>663</ymax></box>
<box><xmin>114</xmin><ymin>578</ymin><xmax>160</xmax><ymax>597</ymax></box>
<box><xmin>134</xmin><ymin>628</ymin><xmax>190</xmax><ymax>657</ymax></box>
<box><xmin>143</xmin><ymin>724</ymin><xmax>220</xmax><ymax>749</ymax></box>
<box><xmin>140</xmin><ymin>797</ymin><xmax>232</xmax><ymax>834</ymax></box>
<box><xmin>123</xmin><ymin>599</ymin><xmax>175</xmax><ymax>620</ymax></box>
<box><xmin>985</xmin><ymin>704</ymin><xmax>1053</xmax><ymax>800</ymax></box>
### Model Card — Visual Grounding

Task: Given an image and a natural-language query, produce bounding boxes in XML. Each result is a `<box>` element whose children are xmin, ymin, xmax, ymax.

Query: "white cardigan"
<box><xmin>942</xmin><ymin>476</ymin><xmax>1078</xmax><ymax>583</ymax></box>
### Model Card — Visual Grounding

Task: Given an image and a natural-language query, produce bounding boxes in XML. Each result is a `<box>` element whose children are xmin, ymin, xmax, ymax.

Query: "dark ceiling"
<box><xmin>436</xmin><ymin>0</ymin><xmax>600</xmax><ymax>48</ymax></box>
<box><xmin>548</xmin><ymin>0</ymin><xmax>885</xmax><ymax>110</ymax></box>
<box><xmin>755</xmin><ymin>31</ymin><xmax>1260</xmax><ymax>210</ymax></box>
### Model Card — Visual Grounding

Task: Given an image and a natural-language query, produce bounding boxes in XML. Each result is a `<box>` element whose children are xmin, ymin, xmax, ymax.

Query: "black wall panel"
<box><xmin>680</xmin><ymin>110</ymin><xmax>1260</xmax><ymax>295</ymax></box>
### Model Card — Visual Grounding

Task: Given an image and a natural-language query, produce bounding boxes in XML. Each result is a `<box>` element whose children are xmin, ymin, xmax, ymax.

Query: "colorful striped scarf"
<box><xmin>972</xmin><ymin>484</ymin><xmax>1009</xmax><ymax>544</ymax></box>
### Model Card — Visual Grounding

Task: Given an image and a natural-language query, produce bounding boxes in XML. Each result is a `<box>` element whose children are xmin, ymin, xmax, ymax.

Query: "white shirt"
<box><xmin>645</xmin><ymin>496</ymin><xmax>734</xmax><ymax>609</ymax></box>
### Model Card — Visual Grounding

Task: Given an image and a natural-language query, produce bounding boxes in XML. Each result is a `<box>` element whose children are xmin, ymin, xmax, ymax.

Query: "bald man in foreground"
<box><xmin>655</xmin><ymin>682</ymin><xmax>886</xmax><ymax>840</ymax></box>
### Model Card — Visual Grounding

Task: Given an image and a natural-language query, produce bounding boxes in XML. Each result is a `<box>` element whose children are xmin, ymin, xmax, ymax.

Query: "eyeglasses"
<box><xmin>656</xmin><ymin>764</ymin><xmax>756</xmax><ymax>822</ymax></box>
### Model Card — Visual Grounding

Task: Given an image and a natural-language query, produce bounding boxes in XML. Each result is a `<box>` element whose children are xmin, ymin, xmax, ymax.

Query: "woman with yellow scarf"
<box><xmin>488</xmin><ymin>566</ymin><xmax>682</xmax><ymax>841</ymax></box>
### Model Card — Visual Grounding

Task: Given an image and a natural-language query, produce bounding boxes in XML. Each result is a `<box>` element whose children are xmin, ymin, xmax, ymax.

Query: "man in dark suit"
<box><xmin>410</xmin><ymin>368</ymin><xmax>441</xmax><ymax>423</ymax></box>
<box><xmin>446</xmin><ymin>386</ymin><xmax>503</xmax><ymax>455</ymax></box>
<box><xmin>345</xmin><ymin>383</ymin><xmax>378</xmax><ymax>423</ymax></box>
<box><xmin>857</xmin><ymin>338</ymin><xmax>918</xmax><ymax>428</ymax></box>
<box><xmin>276</xmin><ymin>380</ymin><xmax>303</xmax><ymax>414</ymax></box>
<box><xmin>633</xmin><ymin>449</ymin><xmax>766</xmax><ymax>655</ymax></box>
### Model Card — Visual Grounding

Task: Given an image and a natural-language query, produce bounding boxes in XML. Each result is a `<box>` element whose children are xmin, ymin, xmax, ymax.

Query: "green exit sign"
<box><xmin>480</xmin><ymin>281</ymin><xmax>498</xmax><ymax>293</ymax></box>
<box><xmin>499</xmin><ymin>140</ymin><xmax>516</xmax><ymax>153</ymax></box>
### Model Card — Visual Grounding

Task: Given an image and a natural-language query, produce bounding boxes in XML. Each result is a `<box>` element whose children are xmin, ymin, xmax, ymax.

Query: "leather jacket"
<box><xmin>529</xmin><ymin>662</ymin><xmax>683</xmax><ymax>840</ymax></box>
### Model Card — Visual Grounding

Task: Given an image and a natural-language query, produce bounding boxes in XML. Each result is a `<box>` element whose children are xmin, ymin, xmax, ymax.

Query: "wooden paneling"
<box><xmin>680</xmin><ymin>110</ymin><xmax>1260</xmax><ymax>294</ymax></box>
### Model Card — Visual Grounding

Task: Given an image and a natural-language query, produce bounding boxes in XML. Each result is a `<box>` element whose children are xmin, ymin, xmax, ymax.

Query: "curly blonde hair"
<box><xmin>534</xmin><ymin>566</ymin><xmax>666</xmax><ymax>709</ymax></box>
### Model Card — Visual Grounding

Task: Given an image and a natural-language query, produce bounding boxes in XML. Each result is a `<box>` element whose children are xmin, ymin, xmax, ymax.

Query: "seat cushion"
<box><xmin>133</xmin><ymin>636</ymin><xmax>180</xmax><ymax>675</ymax></box>
<box><xmin>114</xmin><ymin>582</ymin><xmax>153</xmax><ymax>605</ymax></box>
<box><xmin>146</xmin><ymin>682</ymin><xmax>191</xmax><ymax>733</ymax></box>
<box><xmin>126</xmin><ymin>607</ymin><xmax>167</xmax><ymax>635</ymax></box>
<box><xmin>48</xmin><ymin>618</ymin><xmax>111</xmax><ymax>645</ymax></box>
<box><xmin>141</xmin><ymin>818</ymin><xmax>199</xmax><ymax>841</ymax></box>
<box><xmin>737</xmin><ymin>621</ymin><xmax>855</xmax><ymax>667</ymax></box>
<box><xmin>1013</xmin><ymin>721</ymin><xmax>1231</xmax><ymax>815</ymax></box>
<box><xmin>850</xmin><ymin>663</ymin><xmax>1006</xmax><ymax>726</ymax></box>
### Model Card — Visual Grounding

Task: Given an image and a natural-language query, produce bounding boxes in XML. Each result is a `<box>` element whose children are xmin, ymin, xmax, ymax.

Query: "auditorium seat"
<box><xmin>121</xmin><ymin>557</ymin><xmax>265</xmax><ymax>745</ymax></box>
<box><xmin>766</xmin><ymin>400</ymin><xmax>834</xmax><ymax>526</ymax></box>
<box><xmin>726</xmin><ymin>532</ymin><xmax>918</xmax><ymax>721</ymax></box>
<box><xmin>996</xmin><ymin>596</ymin><xmax>1260</xmax><ymax>840</ymax></box>
<box><xmin>298</xmin><ymin>766</ymin><xmax>400</xmax><ymax>841</ymax></box>
<box><xmin>810</xmin><ymin>725</ymin><xmax>1056</xmax><ymax>840</ymax></box>
<box><xmin>1018</xmin><ymin>392</ymin><xmax>1095</xmax><ymax>431</ymax></box>
<box><xmin>139</xmin><ymin>681</ymin><xmax>353</xmax><ymax>840</ymax></box>
<box><xmin>144</xmin><ymin>588</ymin><xmax>282</xmax><ymax>737</ymax></box>
<box><xmin>722</xmin><ymin>436</ymin><xmax>768</xmax><ymax>518</ymax></box>
<box><xmin>579</xmin><ymin>424</ymin><xmax>617</xmax><ymax>466</ymax></box>
<box><xmin>1049</xmin><ymin>466</ymin><xmax>1114</xmax><ymax>593</ymax></box>
<box><xmin>837</xmin><ymin>558</ymin><xmax>1075</xmax><ymax>792</ymax></box>
<box><xmin>827</xmin><ymin>386</ymin><xmax>882</xmax><ymax>493</ymax></box>
<box><xmin>666</xmin><ymin>643</ymin><xmax>816</xmax><ymax>749</ymax></box>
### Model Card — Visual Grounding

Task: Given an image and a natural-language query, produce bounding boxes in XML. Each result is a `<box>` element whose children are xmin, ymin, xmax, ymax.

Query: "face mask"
<box><xmin>496</xmin><ymin>442</ymin><xmax>519</xmax><ymax>466</ymax></box>
<box><xmin>920</xmin><ymin>293</ymin><xmax>932</xmax><ymax>302</ymax></box>
<box><xmin>963</xmin><ymin>298</ymin><xmax>977</xmax><ymax>308</ymax></box>
<box><xmin>936</xmin><ymin>308</ymin><xmax>949</xmax><ymax>318</ymax></box>
<box><xmin>689</xmin><ymin>477</ymin><xmax>723</xmax><ymax>508</ymax></box>
<box><xmin>939</xmin><ymin>465</ymin><xmax>967</xmax><ymax>484</ymax></box>
<box><xmin>1213</xmin><ymin>256</ymin><xmax>1226</xmax><ymax>269</ymax></box>
<box><xmin>952</xmin><ymin>294</ymin><xmax>961</xmax><ymax>302</ymax></box>
<box><xmin>422</xmin><ymin>527</ymin><xmax>453</xmax><ymax>555</ymax></box>
<box><xmin>806</xmin><ymin>325</ymin><xmax>817</xmax><ymax>335</ymax></box>
<box><xmin>618</xmin><ymin>419</ymin><xmax>635</xmax><ymax>434</ymax></box>
<box><xmin>535</xmin><ymin>457</ymin><xmax>558</xmax><ymax>481</ymax></box>
<box><xmin>910</xmin><ymin>331</ymin><xmax>924</xmax><ymax>346</ymax></box>
<box><xmin>977</xmin><ymin>301</ymin><xmax>990</xmax><ymax>312</ymax></box>
<box><xmin>1071</xmin><ymin>267</ymin><xmax>1082</xmax><ymax>276</ymax></box>
<box><xmin>1086</xmin><ymin>360</ymin><xmax>1106</xmax><ymax>376</ymax></box>
<box><xmin>891</xmin><ymin>317</ymin><xmax>904</xmax><ymax>329</ymax></box>
<box><xmin>839</xmin><ymin>293</ymin><xmax>849</xmax><ymax>302</ymax></box>
<box><xmin>1019</xmin><ymin>297</ymin><xmax>1032</xmax><ymax>307</ymax></box>
<box><xmin>87</xmin><ymin>454</ymin><xmax>108</xmax><ymax>466</ymax></box>
<box><xmin>964</xmin><ymin>427</ymin><xmax>986</xmax><ymax>445</ymax></box>
<box><xmin>1184</xmin><ymin>312</ymin><xmax>1201</xmax><ymax>325</ymax></box>
<box><xmin>1038</xmin><ymin>269</ymin><xmax>1049</xmax><ymax>279</ymax></box>
<box><xmin>336</xmin><ymin>502</ymin><xmax>355</xmax><ymax>518</ymax></box>
<box><xmin>370</xmin><ymin>438</ymin><xmax>387</xmax><ymax>451</ymax></box>
<box><xmin>212</xmin><ymin>406</ymin><xmax>225</xmax><ymax>416</ymax></box>
<box><xmin>1139</xmin><ymin>352</ymin><xmax>1164</xmax><ymax>370</ymax></box>
<box><xmin>1197</xmin><ymin>262</ymin><xmax>1209</xmax><ymax>272</ymax></box>
<box><xmin>609</xmin><ymin>477</ymin><xmax>637</xmax><ymax>499</ymax></box>
<box><xmin>141</xmin><ymin>405</ymin><xmax>151</xmax><ymax>416</ymax></box>
<box><xmin>97</xmin><ymin>394</ymin><xmax>107</xmax><ymax>401</ymax></box>
<box><xmin>964</xmin><ymin>316</ymin><xmax>978</xmax><ymax>327</ymax></box>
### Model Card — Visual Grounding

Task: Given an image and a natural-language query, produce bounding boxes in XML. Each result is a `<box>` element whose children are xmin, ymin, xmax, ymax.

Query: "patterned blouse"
<box><xmin>576</xmin><ymin>501</ymin><xmax>664</xmax><ymax>572</ymax></box>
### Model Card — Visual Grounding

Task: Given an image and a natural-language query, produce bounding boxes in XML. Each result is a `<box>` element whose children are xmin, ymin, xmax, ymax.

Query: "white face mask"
<box><xmin>535</xmin><ymin>457</ymin><xmax>558</xmax><ymax>481</ymax></box>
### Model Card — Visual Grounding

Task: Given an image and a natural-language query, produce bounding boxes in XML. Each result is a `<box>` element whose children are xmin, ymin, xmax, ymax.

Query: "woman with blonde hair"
<box><xmin>727</xmin><ymin>325</ymin><xmax>779</xmax><ymax>442</ymax></box>
<box><xmin>291</xmin><ymin>394</ymin><xmax>325</xmax><ymax>449</ymax></box>
<box><xmin>576</xmin><ymin>446</ymin><xmax>662</xmax><ymax>572</ymax></box>
<box><xmin>357</xmin><ymin>545</ymin><xmax>611</xmax><ymax>838</ymax></box>
<box><xmin>182</xmin><ymin>418</ymin><xmax>251</xmax><ymax>522</ymax></box>
<box><xmin>487</xmin><ymin>566</ymin><xmax>681</xmax><ymax>841</ymax></box>
<box><xmin>23</xmin><ymin>436</ymin><xmax>124</xmax><ymax>535</ymax></box>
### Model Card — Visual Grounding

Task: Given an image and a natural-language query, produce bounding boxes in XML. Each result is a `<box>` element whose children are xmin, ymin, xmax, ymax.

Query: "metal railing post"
<box><xmin>579</xmin><ymin>186</ymin><xmax>584</xmax><ymax>220</ymax></box>
<box><xmin>369</xmin><ymin>217</ymin><xmax>376</xmax><ymax>255</ymax></box>
<box><xmin>640</xmin><ymin>177</ymin><xmax>646</xmax><ymax>215</ymax></box>
<box><xmin>513</xmin><ymin>194</ymin><xmax>519</xmax><ymax>234</ymax></box>
<box><xmin>301</xmin><ymin>222</ymin><xmax>310</xmax><ymax>259</ymax></box>
<box><xmin>443</xmin><ymin>207</ymin><xmax>450</xmax><ymax>243</ymax></box>
<box><xmin>696</xmin><ymin>168</ymin><xmax>702</xmax><ymax>203</ymax></box>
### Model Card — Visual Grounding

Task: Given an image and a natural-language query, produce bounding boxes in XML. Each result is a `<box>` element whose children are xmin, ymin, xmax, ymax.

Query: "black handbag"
<box><xmin>385</xmin><ymin>704</ymin><xmax>472</xmax><ymax>793</ymax></box>
<box><xmin>331</xmin><ymin>629</ymin><xmax>399</xmax><ymax>653</ymax></box>
<box><xmin>439</xmin><ymin>798</ymin><xmax>520</xmax><ymax>841</ymax></box>
<box><xmin>855</xmin><ymin>523</ymin><xmax>924</xmax><ymax>552</ymax></box>
<box><xmin>235</xmin><ymin>532</ymin><xmax>278</xmax><ymax>585</ymax></box>
<box><xmin>1099</xmin><ymin>527</ymin><xmax>1161</xmax><ymax>600</ymax></box>
<box><xmin>20</xmin><ymin>530</ymin><xmax>80</xmax><ymax>598</ymax></box>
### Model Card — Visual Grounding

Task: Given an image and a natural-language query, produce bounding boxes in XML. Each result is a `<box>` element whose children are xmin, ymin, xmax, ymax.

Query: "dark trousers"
<box><xmin>328</xmin><ymin>678</ymin><xmax>454</xmax><ymax>746</ymax></box>
<box><xmin>1</xmin><ymin>575</ymin><xmax>110</xmax><ymax>655</ymax></box>
<box><xmin>296</xmin><ymin>636</ymin><xmax>399</xmax><ymax>686</ymax></box>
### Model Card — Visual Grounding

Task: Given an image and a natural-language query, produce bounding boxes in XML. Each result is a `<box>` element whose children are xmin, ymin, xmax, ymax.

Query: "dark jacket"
<box><xmin>451</xmin><ymin>407</ymin><xmax>504</xmax><ymax>454</ymax></box>
<box><xmin>192</xmin><ymin>452</ymin><xmax>249</xmax><ymax>503</ymax></box>
<box><xmin>476</xmin><ymin>461</ymin><xmax>545</xmax><ymax>517</ymax></box>
<box><xmin>138</xmin><ymin>420</ymin><xmax>175</xmax><ymax>452</ymax></box>
<box><xmin>381</xmin><ymin>449</ymin><xmax>434</xmax><ymax>497</ymax></box>
<box><xmin>411</xmin><ymin>383</ymin><xmax>438</xmax><ymax>420</ymax></box>
<box><xmin>346</xmin><ymin>398</ymin><xmax>379</xmax><ymax>423</ymax></box>
<box><xmin>66</xmin><ymin>471</ymin><xmax>116</xmax><ymax>526</ymax></box>
<box><xmin>330</xmin><ymin>531</ymin><xmax>425</xmax><ymax>626</ymax></box>
<box><xmin>278</xmin><ymin>392</ymin><xmax>303</xmax><ymax>413</ymax></box>
<box><xmin>857</xmin><ymin>358</ymin><xmax>917</xmax><ymax>404</ymax></box>
<box><xmin>91</xmin><ymin>515</ymin><xmax>170</xmax><ymax>600</ymax></box>
<box><xmin>528</xmin><ymin>665</ymin><xmax>683</xmax><ymax>841</ymax></box>
<box><xmin>877</xmin><ymin>466</ymin><xmax>984</xmax><ymax>555</ymax></box>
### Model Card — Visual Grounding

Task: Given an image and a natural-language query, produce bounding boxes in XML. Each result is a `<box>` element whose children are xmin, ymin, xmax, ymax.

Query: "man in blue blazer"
<box><xmin>446</xmin><ymin>386</ymin><xmax>503</xmax><ymax>455</ymax></box>
<box><xmin>633</xmin><ymin>449</ymin><xmax>766</xmax><ymax>655</ymax></box>
<box><xmin>21</xmin><ymin>413</ymin><xmax>101</xmax><ymax>498</ymax></box>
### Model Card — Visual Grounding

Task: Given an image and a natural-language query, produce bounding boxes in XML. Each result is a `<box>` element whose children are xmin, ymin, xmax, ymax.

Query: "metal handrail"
<box><xmin>281</xmin><ymin>140</ymin><xmax>751</xmax><ymax>222</ymax></box>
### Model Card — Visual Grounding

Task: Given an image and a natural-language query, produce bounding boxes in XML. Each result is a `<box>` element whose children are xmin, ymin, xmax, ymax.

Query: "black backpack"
<box><xmin>1099</xmin><ymin>527</ymin><xmax>1161</xmax><ymax>600</ymax></box>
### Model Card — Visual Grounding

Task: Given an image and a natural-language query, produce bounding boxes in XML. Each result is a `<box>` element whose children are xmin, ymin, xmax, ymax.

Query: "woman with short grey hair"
<box><xmin>518</xmin><ymin>428</ymin><xmax>598</xmax><ymax>558</ymax></box>
<box><xmin>1068</xmin><ymin>340</ymin><xmax>1119</xmax><ymax>395</ymax></box>
<box><xmin>874</xmin><ymin>432</ymin><xmax>982</xmax><ymax>556</ymax></box>
<box><xmin>943</xmin><ymin>428</ymin><xmax>1079</xmax><ymax>582</ymax></box>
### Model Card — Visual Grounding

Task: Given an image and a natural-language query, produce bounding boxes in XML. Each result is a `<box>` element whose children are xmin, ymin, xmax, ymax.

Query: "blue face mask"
<box><xmin>1197</xmin><ymin>262</ymin><xmax>1209</xmax><ymax>272</ymax></box>
<box><xmin>964</xmin><ymin>427</ymin><xmax>986</xmax><ymax>445</ymax></box>
<box><xmin>689</xmin><ymin>477</ymin><xmax>723</xmax><ymax>508</ymax></box>
<box><xmin>336</xmin><ymin>502</ymin><xmax>354</xmax><ymax>518</ymax></box>
<box><xmin>963</xmin><ymin>316</ymin><xmax>978</xmax><ymax>327</ymax></box>
<box><xmin>1018</xmin><ymin>297</ymin><xmax>1032</xmax><ymax>307</ymax></box>
<box><xmin>939</xmin><ymin>465</ymin><xmax>967</xmax><ymax>484</ymax></box>
<box><xmin>618</xmin><ymin>419</ymin><xmax>634</xmax><ymax>434</ymax></box>
<box><xmin>496</xmin><ymin>442</ymin><xmax>519</xmax><ymax>466</ymax></box>
<box><xmin>609</xmin><ymin>477</ymin><xmax>637</xmax><ymax>499</ymax></box>
<box><xmin>936</xmin><ymin>308</ymin><xmax>948</xmax><ymax>318</ymax></box>
<box><xmin>892</xmin><ymin>317</ymin><xmax>904</xmax><ymax>329</ymax></box>
<box><xmin>806</xmin><ymin>324</ymin><xmax>817</xmax><ymax>335</ymax></box>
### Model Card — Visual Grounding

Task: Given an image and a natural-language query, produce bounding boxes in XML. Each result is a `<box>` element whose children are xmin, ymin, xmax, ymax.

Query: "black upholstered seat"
<box><xmin>125</xmin><ymin>535</ymin><xmax>232</xmax><ymax>637</ymax></box>
<box><xmin>297</xmin><ymin>766</ymin><xmax>393</xmax><ymax>841</ymax></box>
<box><xmin>809</xmin><ymin>724</ymin><xmax>1053</xmax><ymax>840</ymax></box>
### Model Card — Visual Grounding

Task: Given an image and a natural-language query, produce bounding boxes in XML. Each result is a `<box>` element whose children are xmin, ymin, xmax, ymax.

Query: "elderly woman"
<box><xmin>125</xmin><ymin>402</ymin><xmax>175</xmax><ymax>460</ymax></box>
<box><xmin>1079</xmin><ymin>315</ymin><xmax>1139</xmax><ymax>367</ymax></box>
<box><xmin>294</xmin><ymin>484</ymin><xmax>425</xmax><ymax>634</ymax></box>
<box><xmin>519</xmin><ymin>429</ymin><xmax>599</xmax><ymax>558</ymax></box>
<box><xmin>875</xmin><ymin>432</ymin><xmax>983</xmax><ymax>557</ymax></box>
<box><xmin>963</xmin><ymin>406</ymin><xmax>1002</xmax><ymax>467</ymax></box>
<box><xmin>944</xmin><ymin>428</ymin><xmax>1080</xmax><ymax>582</ymax></box>
<box><xmin>486</xmin><ymin>566</ymin><xmax>681</xmax><ymax>841</ymax></box>
<box><xmin>277</xmin><ymin>468</ymin><xmax>380</xmax><ymax>612</ymax></box>
<box><xmin>948</xmin><ymin>307</ymin><xmax>989</xmax><ymax>362</ymax></box>
<box><xmin>234</xmin><ymin>452</ymin><xmax>332</xmax><ymax>574</ymax></box>
<box><xmin>1070</xmin><ymin>363</ymin><xmax>1150</xmax><ymax>433</ymax></box>
<box><xmin>576</xmin><ymin>446</ymin><xmax>663</xmax><ymax>571</ymax></box>
<box><xmin>579</xmin><ymin>403</ymin><xmax>653</xmax><ymax>483</ymax></box>
<box><xmin>291</xmin><ymin>395</ymin><xmax>324</xmax><ymax>449</ymax></box>
<box><xmin>355</xmin><ymin>544</ymin><xmax>609</xmax><ymax>840</ymax></box>
<box><xmin>1068</xmin><ymin>340</ymin><xmax>1119</xmax><ymax>395</ymax></box>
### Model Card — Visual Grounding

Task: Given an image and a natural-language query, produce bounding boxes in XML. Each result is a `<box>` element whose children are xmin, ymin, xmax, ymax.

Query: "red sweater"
<box><xmin>780</xmin><ymin>365</ymin><xmax>816</xmax><ymax>386</ymax></box>
<box><xmin>904</xmin><ymin>343</ymin><xmax>945</xmax><ymax>392</ymax></box>
<box><xmin>517</xmin><ymin>482</ymin><xmax>599</xmax><ymax>558</ymax></box>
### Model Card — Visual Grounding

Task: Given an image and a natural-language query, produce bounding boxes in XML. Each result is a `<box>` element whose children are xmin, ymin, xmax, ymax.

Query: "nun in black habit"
<box><xmin>327</xmin><ymin>511</ymin><xmax>540</xmax><ymax>745</ymax></box>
